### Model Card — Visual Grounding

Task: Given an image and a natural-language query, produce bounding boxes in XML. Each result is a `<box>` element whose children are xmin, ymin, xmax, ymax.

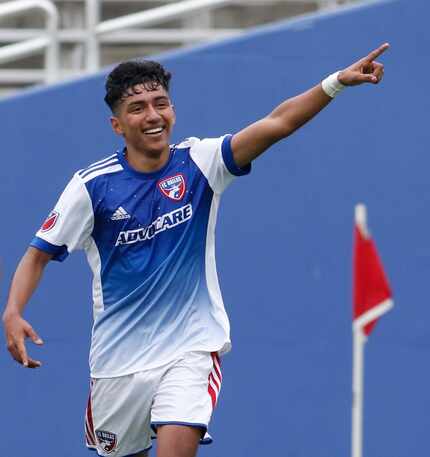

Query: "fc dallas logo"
<box><xmin>41</xmin><ymin>211</ymin><xmax>59</xmax><ymax>232</ymax></box>
<box><xmin>158</xmin><ymin>174</ymin><xmax>186</xmax><ymax>201</ymax></box>
<box><xmin>96</xmin><ymin>430</ymin><xmax>118</xmax><ymax>454</ymax></box>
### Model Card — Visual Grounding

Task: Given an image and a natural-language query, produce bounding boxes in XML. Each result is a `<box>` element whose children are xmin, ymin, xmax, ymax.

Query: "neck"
<box><xmin>125</xmin><ymin>144</ymin><xmax>170</xmax><ymax>173</ymax></box>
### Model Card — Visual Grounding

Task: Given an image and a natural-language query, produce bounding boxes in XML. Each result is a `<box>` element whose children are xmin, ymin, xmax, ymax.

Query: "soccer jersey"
<box><xmin>31</xmin><ymin>135</ymin><xmax>250</xmax><ymax>378</ymax></box>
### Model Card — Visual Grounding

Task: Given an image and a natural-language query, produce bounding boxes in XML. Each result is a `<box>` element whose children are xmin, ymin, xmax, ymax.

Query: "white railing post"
<box><xmin>86</xmin><ymin>0</ymin><xmax>100</xmax><ymax>72</ymax></box>
<box><xmin>43</xmin><ymin>0</ymin><xmax>59</xmax><ymax>82</ymax></box>
<box><xmin>0</xmin><ymin>0</ymin><xmax>59</xmax><ymax>83</ymax></box>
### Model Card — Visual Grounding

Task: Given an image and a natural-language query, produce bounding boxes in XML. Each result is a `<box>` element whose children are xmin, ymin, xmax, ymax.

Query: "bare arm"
<box><xmin>232</xmin><ymin>43</ymin><xmax>389</xmax><ymax>168</ymax></box>
<box><xmin>2</xmin><ymin>247</ymin><xmax>53</xmax><ymax>368</ymax></box>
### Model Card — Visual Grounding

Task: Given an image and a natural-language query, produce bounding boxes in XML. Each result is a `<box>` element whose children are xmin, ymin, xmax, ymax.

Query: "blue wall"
<box><xmin>1</xmin><ymin>0</ymin><xmax>429</xmax><ymax>455</ymax></box>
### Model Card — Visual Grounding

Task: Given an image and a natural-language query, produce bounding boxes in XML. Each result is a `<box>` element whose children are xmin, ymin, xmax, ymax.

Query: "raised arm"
<box><xmin>2</xmin><ymin>247</ymin><xmax>53</xmax><ymax>368</ymax></box>
<box><xmin>231</xmin><ymin>43</ymin><xmax>389</xmax><ymax>168</ymax></box>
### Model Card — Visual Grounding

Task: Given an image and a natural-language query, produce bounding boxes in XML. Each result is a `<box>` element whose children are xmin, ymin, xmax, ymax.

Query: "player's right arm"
<box><xmin>2</xmin><ymin>247</ymin><xmax>53</xmax><ymax>368</ymax></box>
<box><xmin>3</xmin><ymin>171</ymin><xmax>94</xmax><ymax>368</ymax></box>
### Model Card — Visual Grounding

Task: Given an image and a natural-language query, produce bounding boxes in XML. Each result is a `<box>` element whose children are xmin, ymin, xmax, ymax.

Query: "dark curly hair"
<box><xmin>104</xmin><ymin>59</ymin><xmax>172</xmax><ymax>113</ymax></box>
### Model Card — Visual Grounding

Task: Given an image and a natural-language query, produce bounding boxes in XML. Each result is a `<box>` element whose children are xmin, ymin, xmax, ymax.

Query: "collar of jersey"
<box><xmin>117</xmin><ymin>146</ymin><xmax>175</xmax><ymax>180</ymax></box>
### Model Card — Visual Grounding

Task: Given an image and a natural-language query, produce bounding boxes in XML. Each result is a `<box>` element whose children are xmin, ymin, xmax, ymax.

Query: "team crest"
<box><xmin>158</xmin><ymin>174</ymin><xmax>186</xmax><ymax>201</ymax></box>
<box><xmin>96</xmin><ymin>430</ymin><xmax>118</xmax><ymax>454</ymax></box>
<box><xmin>41</xmin><ymin>211</ymin><xmax>59</xmax><ymax>232</ymax></box>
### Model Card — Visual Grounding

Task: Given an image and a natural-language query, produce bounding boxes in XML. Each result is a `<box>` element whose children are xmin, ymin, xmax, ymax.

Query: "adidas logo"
<box><xmin>111</xmin><ymin>206</ymin><xmax>131</xmax><ymax>220</ymax></box>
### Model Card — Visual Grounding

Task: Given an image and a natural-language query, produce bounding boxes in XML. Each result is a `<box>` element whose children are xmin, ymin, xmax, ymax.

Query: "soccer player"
<box><xmin>2</xmin><ymin>43</ymin><xmax>388</xmax><ymax>457</ymax></box>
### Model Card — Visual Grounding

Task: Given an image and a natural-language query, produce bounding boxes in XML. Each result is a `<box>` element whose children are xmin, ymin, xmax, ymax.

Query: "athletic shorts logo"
<box><xmin>41</xmin><ymin>211</ymin><xmax>59</xmax><ymax>232</ymax></box>
<box><xmin>158</xmin><ymin>174</ymin><xmax>186</xmax><ymax>201</ymax></box>
<box><xmin>96</xmin><ymin>430</ymin><xmax>117</xmax><ymax>454</ymax></box>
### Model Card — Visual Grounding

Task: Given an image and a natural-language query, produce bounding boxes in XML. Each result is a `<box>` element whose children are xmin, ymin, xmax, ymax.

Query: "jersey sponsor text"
<box><xmin>115</xmin><ymin>204</ymin><xmax>193</xmax><ymax>246</ymax></box>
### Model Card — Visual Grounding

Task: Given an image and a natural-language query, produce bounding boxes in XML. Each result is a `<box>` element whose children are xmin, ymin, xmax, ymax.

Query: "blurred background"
<box><xmin>0</xmin><ymin>0</ymin><xmax>359</xmax><ymax>98</ymax></box>
<box><xmin>1</xmin><ymin>1</ymin><xmax>429</xmax><ymax>457</ymax></box>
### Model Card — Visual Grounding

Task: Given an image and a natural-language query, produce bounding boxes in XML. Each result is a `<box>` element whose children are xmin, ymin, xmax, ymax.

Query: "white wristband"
<box><xmin>321</xmin><ymin>71</ymin><xmax>345</xmax><ymax>98</ymax></box>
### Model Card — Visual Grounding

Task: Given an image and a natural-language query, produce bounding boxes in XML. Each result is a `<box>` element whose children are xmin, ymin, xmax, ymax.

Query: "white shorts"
<box><xmin>85</xmin><ymin>351</ymin><xmax>222</xmax><ymax>457</ymax></box>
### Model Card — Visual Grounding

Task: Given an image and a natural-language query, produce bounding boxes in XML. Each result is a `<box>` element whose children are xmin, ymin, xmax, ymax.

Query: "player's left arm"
<box><xmin>231</xmin><ymin>43</ymin><xmax>389</xmax><ymax>168</ymax></box>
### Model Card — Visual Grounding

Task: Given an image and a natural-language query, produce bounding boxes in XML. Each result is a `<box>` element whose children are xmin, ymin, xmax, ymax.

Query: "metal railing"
<box><xmin>0</xmin><ymin>0</ymin><xmax>59</xmax><ymax>83</ymax></box>
<box><xmin>86</xmin><ymin>0</ymin><xmax>233</xmax><ymax>71</ymax></box>
<box><xmin>0</xmin><ymin>0</ymin><xmax>348</xmax><ymax>89</ymax></box>
<box><xmin>85</xmin><ymin>0</ymin><xmax>343</xmax><ymax>71</ymax></box>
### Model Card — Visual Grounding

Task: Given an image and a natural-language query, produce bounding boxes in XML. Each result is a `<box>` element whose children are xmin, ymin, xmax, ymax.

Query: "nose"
<box><xmin>146</xmin><ymin>104</ymin><xmax>162</xmax><ymax>123</ymax></box>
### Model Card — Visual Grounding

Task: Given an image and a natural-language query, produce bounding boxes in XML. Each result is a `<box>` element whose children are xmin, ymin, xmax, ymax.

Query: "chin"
<box><xmin>143</xmin><ymin>141</ymin><xmax>169</xmax><ymax>157</ymax></box>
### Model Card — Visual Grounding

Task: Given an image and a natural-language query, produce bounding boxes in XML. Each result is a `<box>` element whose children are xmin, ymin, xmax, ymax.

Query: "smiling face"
<box><xmin>110</xmin><ymin>83</ymin><xmax>176</xmax><ymax>158</ymax></box>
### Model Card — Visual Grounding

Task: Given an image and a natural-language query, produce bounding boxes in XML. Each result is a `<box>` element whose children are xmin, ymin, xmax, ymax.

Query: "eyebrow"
<box><xmin>153</xmin><ymin>96</ymin><xmax>170</xmax><ymax>103</ymax></box>
<box><xmin>126</xmin><ymin>96</ymin><xmax>170</xmax><ymax>109</ymax></box>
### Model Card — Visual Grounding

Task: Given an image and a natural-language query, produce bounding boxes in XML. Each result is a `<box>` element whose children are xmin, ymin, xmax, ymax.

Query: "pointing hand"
<box><xmin>338</xmin><ymin>43</ymin><xmax>389</xmax><ymax>86</ymax></box>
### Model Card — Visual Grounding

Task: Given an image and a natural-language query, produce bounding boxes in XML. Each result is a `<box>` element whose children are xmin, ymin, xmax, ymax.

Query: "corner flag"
<box><xmin>353</xmin><ymin>204</ymin><xmax>393</xmax><ymax>335</ymax></box>
<box><xmin>351</xmin><ymin>204</ymin><xmax>393</xmax><ymax>457</ymax></box>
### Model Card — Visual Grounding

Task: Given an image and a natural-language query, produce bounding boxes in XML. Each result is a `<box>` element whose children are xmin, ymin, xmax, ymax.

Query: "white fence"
<box><xmin>0</xmin><ymin>0</ymin><xmax>346</xmax><ymax>87</ymax></box>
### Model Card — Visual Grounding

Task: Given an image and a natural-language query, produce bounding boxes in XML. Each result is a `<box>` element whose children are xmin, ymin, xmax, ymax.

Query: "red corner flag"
<box><xmin>352</xmin><ymin>204</ymin><xmax>393</xmax><ymax>457</ymax></box>
<box><xmin>353</xmin><ymin>204</ymin><xmax>393</xmax><ymax>336</ymax></box>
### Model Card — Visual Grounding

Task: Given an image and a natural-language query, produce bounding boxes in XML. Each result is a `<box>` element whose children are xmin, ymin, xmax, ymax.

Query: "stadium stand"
<box><xmin>0</xmin><ymin>0</ymin><xmax>357</xmax><ymax>97</ymax></box>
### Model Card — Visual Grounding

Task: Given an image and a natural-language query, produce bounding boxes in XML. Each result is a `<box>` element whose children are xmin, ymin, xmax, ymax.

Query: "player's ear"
<box><xmin>110</xmin><ymin>116</ymin><xmax>124</xmax><ymax>136</ymax></box>
<box><xmin>171</xmin><ymin>104</ymin><xmax>176</xmax><ymax>127</ymax></box>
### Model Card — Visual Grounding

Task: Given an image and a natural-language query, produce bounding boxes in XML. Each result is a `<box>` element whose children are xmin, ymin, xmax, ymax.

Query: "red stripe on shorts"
<box><xmin>208</xmin><ymin>352</ymin><xmax>223</xmax><ymax>409</ymax></box>
<box><xmin>209</xmin><ymin>372</ymin><xmax>220</xmax><ymax>391</ymax></box>
<box><xmin>85</xmin><ymin>383</ymin><xmax>96</xmax><ymax>445</ymax></box>
<box><xmin>85</xmin><ymin>423</ymin><xmax>96</xmax><ymax>446</ymax></box>
<box><xmin>208</xmin><ymin>383</ymin><xmax>217</xmax><ymax>408</ymax></box>
<box><xmin>211</xmin><ymin>352</ymin><xmax>222</xmax><ymax>382</ymax></box>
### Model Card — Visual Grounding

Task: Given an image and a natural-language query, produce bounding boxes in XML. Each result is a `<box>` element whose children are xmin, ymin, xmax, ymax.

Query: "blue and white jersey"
<box><xmin>31</xmin><ymin>135</ymin><xmax>250</xmax><ymax>378</ymax></box>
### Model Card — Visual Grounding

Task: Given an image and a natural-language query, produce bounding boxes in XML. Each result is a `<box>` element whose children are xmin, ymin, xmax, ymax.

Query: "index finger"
<box><xmin>364</xmin><ymin>42</ymin><xmax>390</xmax><ymax>62</ymax></box>
<box><xmin>16</xmin><ymin>340</ymin><xmax>29</xmax><ymax>367</ymax></box>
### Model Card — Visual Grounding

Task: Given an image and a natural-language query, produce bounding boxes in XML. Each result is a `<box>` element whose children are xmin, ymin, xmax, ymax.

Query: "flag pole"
<box><xmin>352</xmin><ymin>203</ymin><xmax>394</xmax><ymax>457</ymax></box>
<box><xmin>352</xmin><ymin>323</ymin><xmax>365</xmax><ymax>457</ymax></box>
<box><xmin>352</xmin><ymin>203</ymin><xmax>368</xmax><ymax>457</ymax></box>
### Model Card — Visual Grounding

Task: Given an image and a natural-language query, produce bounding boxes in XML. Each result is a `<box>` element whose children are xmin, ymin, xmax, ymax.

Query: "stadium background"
<box><xmin>1</xmin><ymin>0</ymin><xmax>429</xmax><ymax>455</ymax></box>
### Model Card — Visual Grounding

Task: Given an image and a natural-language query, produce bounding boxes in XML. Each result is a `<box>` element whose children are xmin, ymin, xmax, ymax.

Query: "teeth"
<box><xmin>145</xmin><ymin>127</ymin><xmax>163</xmax><ymax>134</ymax></box>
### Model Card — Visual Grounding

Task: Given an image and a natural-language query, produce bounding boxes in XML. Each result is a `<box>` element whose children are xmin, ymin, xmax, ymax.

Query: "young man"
<box><xmin>3</xmin><ymin>43</ymin><xmax>388</xmax><ymax>457</ymax></box>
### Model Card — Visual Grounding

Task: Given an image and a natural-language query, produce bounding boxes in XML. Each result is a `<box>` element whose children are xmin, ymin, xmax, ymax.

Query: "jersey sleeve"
<box><xmin>30</xmin><ymin>172</ymin><xmax>94</xmax><ymax>262</ymax></box>
<box><xmin>189</xmin><ymin>134</ymin><xmax>251</xmax><ymax>194</ymax></box>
